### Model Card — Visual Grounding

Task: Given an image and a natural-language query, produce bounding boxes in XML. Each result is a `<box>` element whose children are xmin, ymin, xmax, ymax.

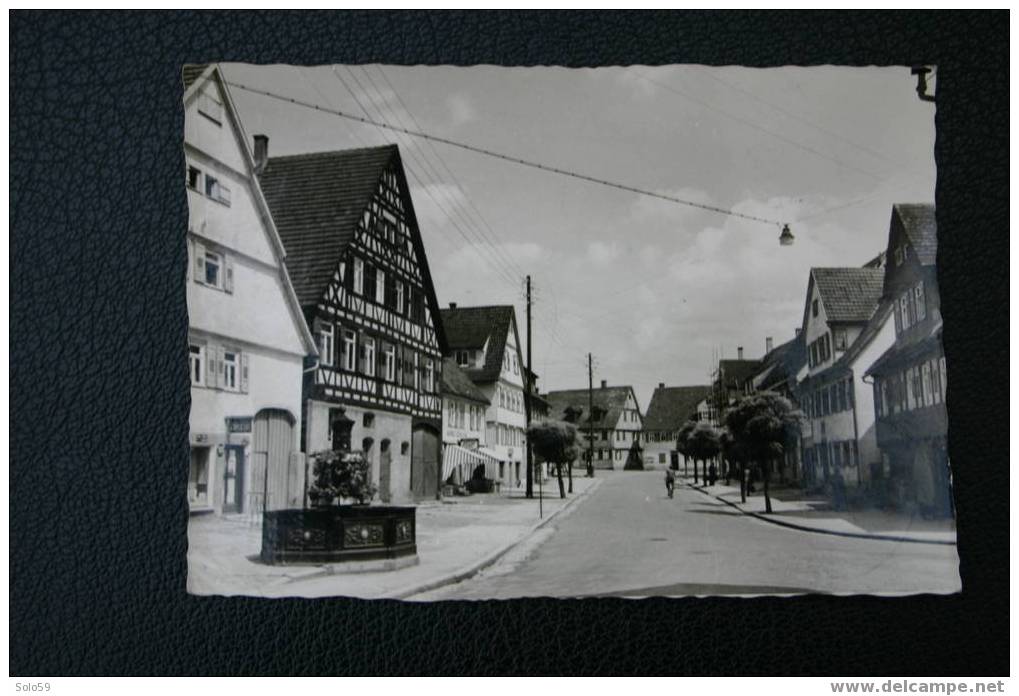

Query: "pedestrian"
<box><xmin>708</xmin><ymin>461</ymin><xmax>717</xmax><ymax>486</ymax></box>
<box><xmin>665</xmin><ymin>468</ymin><xmax>676</xmax><ymax>499</ymax></box>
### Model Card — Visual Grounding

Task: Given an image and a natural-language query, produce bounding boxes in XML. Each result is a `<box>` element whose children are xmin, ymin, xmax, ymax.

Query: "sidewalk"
<box><xmin>681</xmin><ymin>476</ymin><xmax>956</xmax><ymax>545</ymax></box>
<box><xmin>187</xmin><ymin>475</ymin><xmax>601</xmax><ymax>599</ymax></box>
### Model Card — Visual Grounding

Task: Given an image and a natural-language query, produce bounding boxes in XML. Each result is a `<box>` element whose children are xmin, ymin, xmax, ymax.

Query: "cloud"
<box><xmin>446</xmin><ymin>93</ymin><xmax>476</xmax><ymax>126</ymax></box>
<box><xmin>587</xmin><ymin>241</ymin><xmax>620</xmax><ymax>267</ymax></box>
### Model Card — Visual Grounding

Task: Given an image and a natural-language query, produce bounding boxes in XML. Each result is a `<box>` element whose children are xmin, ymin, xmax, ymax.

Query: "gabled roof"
<box><xmin>643</xmin><ymin>386</ymin><xmax>711</xmax><ymax>431</ymax></box>
<box><xmin>717</xmin><ymin>359</ymin><xmax>762</xmax><ymax>389</ymax></box>
<box><xmin>893</xmin><ymin>203</ymin><xmax>937</xmax><ymax>266</ymax></box>
<box><xmin>259</xmin><ymin>145</ymin><xmax>397</xmax><ymax>306</ymax></box>
<box><xmin>439</xmin><ymin>305</ymin><xmax>519</xmax><ymax>383</ymax></box>
<box><xmin>809</xmin><ymin>301</ymin><xmax>894</xmax><ymax>384</ymax></box>
<box><xmin>866</xmin><ymin>318</ymin><xmax>943</xmax><ymax>378</ymax></box>
<box><xmin>182</xmin><ymin>64</ymin><xmax>317</xmax><ymax>357</ymax></box>
<box><xmin>810</xmin><ymin>267</ymin><xmax>885</xmax><ymax>323</ymax></box>
<box><xmin>754</xmin><ymin>335</ymin><xmax>806</xmax><ymax>391</ymax></box>
<box><xmin>440</xmin><ymin>358</ymin><xmax>490</xmax><ymax>405</ymax></box>
<box><xmin>543</xmin><ymin>385</ymin><xmax>640</xmax><ymax>430</ymax></box>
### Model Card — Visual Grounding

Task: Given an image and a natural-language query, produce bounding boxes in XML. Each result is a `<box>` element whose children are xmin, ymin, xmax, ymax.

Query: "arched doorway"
<box><xmin>253</xmin><ymin>408</ymin><xmax>296</xmax><ymax>512</ymax></box>
<box><xmin>411</xmin><ymin>424</ymin><xmax>440</xmax><ymax>500</ymax></box>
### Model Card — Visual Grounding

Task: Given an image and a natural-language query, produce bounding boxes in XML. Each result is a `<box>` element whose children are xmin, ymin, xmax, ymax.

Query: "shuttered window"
<box><xmin>189</xmin><ymin>344</ymin><xmax>205</xmax><ymax>386</ymax></box>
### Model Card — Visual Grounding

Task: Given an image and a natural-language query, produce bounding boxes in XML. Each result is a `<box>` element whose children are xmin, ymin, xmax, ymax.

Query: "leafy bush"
<box><xmin>307</xmin><ymin>449</ymin><xmax>378</xmax><ymax>506</ymax></box>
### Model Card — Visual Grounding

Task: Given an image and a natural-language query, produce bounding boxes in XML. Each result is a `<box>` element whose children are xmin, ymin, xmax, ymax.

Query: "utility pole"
<box><xmin>525</xmin><ymin>275</ymin><xmax>534</xmax><ymax>499</ymax></box>
<box><xmin>587</xmin><ymin>352</ymin><xmax>595</xmax><ymax>478</ymax></box>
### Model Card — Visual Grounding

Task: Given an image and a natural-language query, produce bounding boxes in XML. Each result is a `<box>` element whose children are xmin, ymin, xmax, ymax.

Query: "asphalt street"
<box><xmin>415</xmin><ymin>470</ymin><xmax>961</xmax><ymax>600</ymax></box>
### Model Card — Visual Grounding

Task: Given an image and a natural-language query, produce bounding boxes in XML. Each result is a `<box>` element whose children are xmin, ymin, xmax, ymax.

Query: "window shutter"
<box><xmin>195</xmin><ymin>242</ymin><xmax>206</xmax><ymax>282</ymax></box>
<box><xmin>205</xmin><ymin>342</ymin><xmax>217</xmax><ymax>386</ymax></box>
<box><xmin>357</xmin><ymin>331</ymin><xmax>366</xmax><ymax>373</ymax></box>
<box><xmin>224</xmin><ymin>255</ymin><xmax>234</xmax><ymax>293</ymax></box>
<box><xmin>241</xmin><ymin>353</ymin><xmax>250</xmax><ymax>393</ymax></box>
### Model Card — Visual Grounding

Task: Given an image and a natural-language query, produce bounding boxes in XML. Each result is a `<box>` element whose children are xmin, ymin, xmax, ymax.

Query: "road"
<box><xmin>415</xmin><ymin>470</ymin><xmax>961</xmax><ymax>599</ymax></box>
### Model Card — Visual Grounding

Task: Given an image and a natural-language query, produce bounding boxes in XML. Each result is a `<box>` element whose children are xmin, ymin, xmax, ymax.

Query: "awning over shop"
<box><xmin>443</xmin><ymin>444</ymin><xmax>500</xmax><ymax>481</ymax></box>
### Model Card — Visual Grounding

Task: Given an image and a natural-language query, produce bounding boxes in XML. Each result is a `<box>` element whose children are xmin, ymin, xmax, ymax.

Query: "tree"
<box><xmin>527</xmin><ymin>420</ymin><xmax>581</xmax><ymax>499</ymax></box>
<box><xmin>307</xmin><ymin>450</ymin><xmax>378</xmax><ymax>506</ymax></box>
<box><xmin>676</xmin><ymin>420</ymin><xmax>698</xmax><ymax>479</ymax></box>
<box><xmin>724</xmin><ymin>393</ymin><xmax>803</xmax><ymax>513</ymax></box>
<box><xmin>686</xmin><ymin>422</ymin><xmax>721</xmax><ymax>485</ymax></box>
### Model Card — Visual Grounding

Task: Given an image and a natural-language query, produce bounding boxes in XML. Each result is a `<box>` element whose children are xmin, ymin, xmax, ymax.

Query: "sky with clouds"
<box><xmin>223</xmin><ymin>63</ymin><xmax>935</xmax><ymax>410</ymax></box>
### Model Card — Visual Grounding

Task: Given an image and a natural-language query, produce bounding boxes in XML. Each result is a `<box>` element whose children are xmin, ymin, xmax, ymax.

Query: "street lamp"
<box><xmin>779</xmin><ymin>224</ymin><xmax>795</xmax><ymax>246</ymax></box>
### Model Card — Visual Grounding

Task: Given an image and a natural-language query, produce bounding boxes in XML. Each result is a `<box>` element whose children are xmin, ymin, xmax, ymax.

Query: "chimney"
<box><xmin>449</xmin><ymin>302</ymin><xmax>457</xmax><ymax>309</ymax></box>
<box><xmin>253</xmin><ymin>134</ymin><xmax>268</xmax><ymax>174</ymax></box>
<box><xmin>737</xmin><ymin>346</ymin><xmax>744</xmax><ymax>360</ymax></box>
<box><xmin>658</xmin><ymin>382</ymin><xmax>665</xmax><ymax>389</ymax></box>
<box><xmin>600</xmin><ymin>379</ymin><xmax>607</xmax><ymax>389</ymax></box>
<box><xmin>766</xmin><ymin>337</ymin><xmax>774</xmax><ymax>354</ymax></box>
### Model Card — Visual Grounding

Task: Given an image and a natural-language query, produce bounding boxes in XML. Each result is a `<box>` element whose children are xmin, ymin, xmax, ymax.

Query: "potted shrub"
<box><xmin>307</xmin><ymin>449</ymin><xmax>378</xmax><ymax>507</ymax></box>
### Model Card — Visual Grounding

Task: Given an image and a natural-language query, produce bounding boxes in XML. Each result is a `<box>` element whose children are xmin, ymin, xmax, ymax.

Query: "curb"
<box><xmin>386</xmin><ymin>477</ymin><xmax>605</xmax><ymax>600</ymax></box>
<box><xmin>684</xmin><ymin>482</ymin><xmax>956</xmax><ymax>546</ymax></box>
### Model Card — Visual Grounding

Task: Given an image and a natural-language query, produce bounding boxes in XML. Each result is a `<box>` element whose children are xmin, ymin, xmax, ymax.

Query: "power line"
<box><xmin>374</xmin><ymin>66</ymin><xmax>529</xmax><ymax>281</ymax></box>
<box><xmin>627</xmin><ymin>69</ymin><xmax>885</xmax><ymax>182</ymax></box>
<box><xmin>329</xmin><ymin>67</ymin><xmax>522</xmax><ymax>291</ymax></box>
<box><xmin>359</xmin><ymin>66</ymin><xmax>528</xmax><ymax>283</ymax></box>
<box><xmin>696</xmin><ymin>70</ymin><xmax>901</xmax><ymax>169</ymax></box>
<box><xmin>226</xmin><ymin>78</ymin><xmax>789</xmax><ymax>229</ymax></box>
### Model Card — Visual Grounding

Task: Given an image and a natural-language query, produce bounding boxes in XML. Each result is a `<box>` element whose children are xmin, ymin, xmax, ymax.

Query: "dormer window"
<box><xmin>456</xmin><ymin>350</ymin><xmax>471</xmax><ymax>367</ymax></box>
<box><xmin>834</xmin><ymin>329</ymin><xmax>848</xmax><ymax>351</ymax></box>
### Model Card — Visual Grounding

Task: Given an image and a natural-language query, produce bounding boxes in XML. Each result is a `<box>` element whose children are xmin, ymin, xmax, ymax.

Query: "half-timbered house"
<box><xmin>641</xmin><ymin>384</ymin><xmax>712</xmax><ymax>470</ymax></box>
<box><xmin>865</xmin><ymin>204</ymin><xmax>952</xmax><ymax>516</ymax></box>
<box><xmin>259</xmin><ymin>143</ymin><xmax>448</xmax><ymax>503</ymax></box>
<box><xmin>545</xmin><ymin>383</ymin><xmax>644</xmax><ymax>470</ymax></box>
<box><xmin>183</xmin><ymin>65</ymin><xmax>318</xmax><ymax>516</ymax></box>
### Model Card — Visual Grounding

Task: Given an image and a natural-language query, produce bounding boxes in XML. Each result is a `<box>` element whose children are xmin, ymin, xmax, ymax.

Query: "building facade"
<box><xmin>750</xmin><ymin>335</ymin><xmax>807</xmax><ymax>482</ymax></box>
<box><xmin>545</xmin><ymin>382</ymin><xmax>644</xmax><ymax>470</ymax></box>
<box><xmin>796</xmin><ymin>266</ymin><xmax>892</xmax><ymax>491</ymax></box>
<box><xmin>440</xmin><ymin>304</ymin><xmax>529</xmax><ymax>490</ymax></box>
<box><xmin>184</xmin><ymin>65</ymin><xmax>317</xmax><ymax>515</ymax></box>
<box><xmin>641</xmin><ymin>384</ymin><xmax>711</xmax><ymax>470</ymax></box>
<box><xmin>439</xmin><ymin>358</ymin><xmax>496</xmax><ymax>486</ymax></box>
<box><xmin>259</xmin><ymin>143</ymin><xmax>447</xmax><ymax>503</ymax></box>
<box><xmin>865</xmin><ymin>204</ymin><xmax>952</xmax><ymax>516</ymax></box>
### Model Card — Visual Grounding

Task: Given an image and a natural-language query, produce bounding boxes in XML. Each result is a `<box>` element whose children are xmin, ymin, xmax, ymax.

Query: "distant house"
<box><xmin>865</xmin><ymin>204</ymin><xmax>951</xmax><ymax>516</ymax></box>
<box><xmin>545</xmin><ymin>382</ymin><xmax>643</xmax><ymax>470</ymax></box>
<box><xmin>183</xmin><ymin>65</ymin><xmax>317</xmax><ymax>516</ymax></box>
<box><xmin>259</xmin><ymin>142</ymin><xmax>447</xmax><ymax>503</ymax></box>
<box><xmin>641</xmin><ymin>384</ymin><xmax>712</xmax><ymax>470</ymax></box>
<box><xmin>439</xmin><ymin>358</ymin><xmax>496</xmax><ymax>486</ymax></box>
<box><xmin>439</xmin><ymin>304</ymin><xmax>529</xmax><ymax>490</ymax></box>
<box><xmin>796</xmin><ymin>266</ymin><xmax>893</xmax><ymax>491</ymax></box>
<box><xmin>750</xmin><ymin>334</ymin><xmax>807</xmax><ymax>482</ymax></box>
<box><xmin>709</xmin><ymin>348</ymin><xmax>763</xmax><ymax>424</ymax></box>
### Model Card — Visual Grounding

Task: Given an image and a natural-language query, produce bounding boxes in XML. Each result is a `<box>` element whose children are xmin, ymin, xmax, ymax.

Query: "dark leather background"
<box><xmin>10</xmin><ymin>11</ymin><xmax>1009</xmax><ymax>676</ymax></box>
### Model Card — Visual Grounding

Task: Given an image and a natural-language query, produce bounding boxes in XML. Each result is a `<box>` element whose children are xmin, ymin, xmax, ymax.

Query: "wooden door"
<box><xmin>411</xmin><ymin>425</ymin><xmax>439</xmax><ymax>499</ymax></box>
<box><xmin>253</xmin><ymin>409</ymin><xmax>296</xmax><ymax>511</ymax></box>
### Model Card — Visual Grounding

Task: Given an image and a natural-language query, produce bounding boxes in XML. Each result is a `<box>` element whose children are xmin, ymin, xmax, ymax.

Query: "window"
<box><xmin>846</xmin><ymin>378</ymin><xmax>854</xmax><ymax>409</ymax></box>
<box><xmin>922</xmin><ymin>362</ymin><xmax>934</xmax><ymax>407</ymax></box>
<box><xmin>423</xmin><ymin>358</ymin><xmax>436</xmax><ymax>391</ymax></box>
<box><xmin>223</xmin><ymin>351</ymin><xmax>238</xmax><ymax>390</ymax></box>
<box><xmin>203</xmin><ymin>249</ymin><xmax>222</xmax><ymax>288</ymax></box>
<box><xmin>342</xmin><ymin>330</ymin><xmax>356</xmax><ymax>371</ymax></box>
<box><xmin>939</xmin><ymin>357</ymin><xmax>947</xmax><ymax>401</ymax></box>
<box><xmin>204</xmin><ymin>175</ymin><xmax>231</xmax><ymax>206</ymax></box>
<box><xmin>363</xmin><ymin>337</ymin><xmax>376</xmax><ymax>377</ymax></box>
<box><xmin>905</xmin><ymin>367</ymin><xmax>916</xmax><ymax>410</ymax></box>
<box><xmin>376</xmin><ymin>269</ymin><xmax>386</xmax><ymax>304</ymax></box>
<box><xmin>413</xmin><ymin>352</ymin><xmax>420</xmax><ymax>390</ymax></box>
<box><xmin>513</xmin><ymin>354</ymin><xmax>519</xmax><ymax>375</ymax></box>
<box><xmin>198</xmin><ymin>88</ymin><xmax>223</xmax><ymax>123</ymax></box>
<box><xmin>894</xmin><ymin>246</ymin><xmax>905</xmax><ymax>265</ymax></box>
<box><xmin>189</xmin><ymin>447</ymin><xmax>210</xmax><ymax>505</ymax></box>
<box><xmin>812</xmin><ymin>299</ymin><xmax>819</xmax><ymax>317</ymax></box>
<box><xmin>456</xmin><ymin>350</ymin><xmax>470</xmax><ymax>367</ymax></box>
<box><xmin>900</xmin><ymin>295</ymin><xmax>911</xmax><ymax>330</ymax></box>
<box><xmin>189</xmin><ymin>344</ymin><xmax>205</xmax><ymax>386</ymax></box>
<box><xmin>363</xmin><ymin>413</ymin><xmax>375</xmax><ymax>428</ymax></box>
<box><xmin>384</xmin><ymin>344</ymin><xmax>396</xmax><ymax>382</ymax></box>
<box><xmin>317</xmin><ymin>323</ymin><xmax>335</xmax><ymax>367</ymax></box>
<box><xmin>395</xmin><ymin>280</ymin><xmax>404</xmax><ymax>315</ymax></box>
<box><xmin>834</xmin><ymin>329</ymin><xmax>848</xmax><ymax>351</ymax></box>
<box><xmin>914</xmin><ymin>282</ymin><xmax>927</xmax><ymax>321</ymax></box>
<box><xmin>186</xmin><ymin>166</ymin><xmax>201</xmax><ymax>190</ymax></box>
<box><xmin>353</xmin><ymin>258</ymin><xmax>364</xmax><ymax>295</ymax></box>
<box><xmin>930</xmin><ymin>359</ymin><xmax>942</xmax><ymax>404</ymax></box>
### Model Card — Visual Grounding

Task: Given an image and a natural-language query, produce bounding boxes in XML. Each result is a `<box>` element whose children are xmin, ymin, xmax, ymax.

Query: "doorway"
<box><xmin>222</xmin><ymin>444</ymin><xmax>245</xmax><ymax>513</ymax></box>
<box><xmin>379</xmin><ymin>439</ymin><xmax>392</xmax><ymax>503</ymax></box>
<box><xmin>411</xmin><ymin>424</ymin><xmax>440</xmax><ymax>499</ymax></box>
